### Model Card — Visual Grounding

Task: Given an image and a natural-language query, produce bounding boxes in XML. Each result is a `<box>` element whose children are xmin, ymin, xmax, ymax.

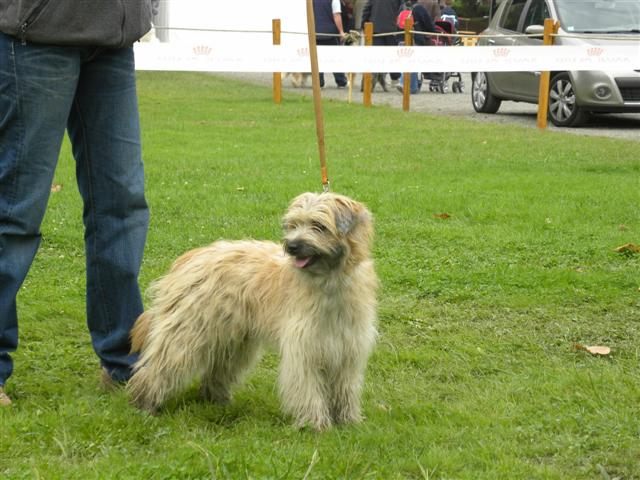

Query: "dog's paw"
<box><xmin>294</xmin><ymin>413</ymin><xmax>333</xmax><ymax>432</ymax></box>
<box><xmin>130</xmin><ymin>397</ymin><xmax>160</xmax><ymax>416</ymax></box>
<box><xmin>333</xmin><ymin>410</ymin><xmax>364</xmax><ymax>425</ymax></box>
<box><xmin>200</xmin><ymin>383</ymin><xmax>232</xmax><ymax>405</ymax></box>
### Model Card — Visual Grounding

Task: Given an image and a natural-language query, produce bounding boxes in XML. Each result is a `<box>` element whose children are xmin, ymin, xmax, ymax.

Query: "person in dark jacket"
<box><xmin>411</xmin><ymin>1</ymin><xmax>438</xmax><ymax>46</ymax></box>
<box><xmin>397</xmin><ymin>0</ymin><xmax>438</xmax><ymax>94</ymax></box>
<box><xmin>0</xmin><ymin>0</ymin><xmax>158</xmax><ymax>406</ymax></box>
<box><xmin>361</xmin><ymin>0</ymin><xmax>403</xmax><ymax>90</ymax></box>
<box><xmin>440</xmin><ymin>0</ymin><xmax>459</xmax><ymax>30</ymax></box>
<box><xmin>313</xmin><ymin>0</ymin><xmax>349</xmax><ymax>88</ymax></box>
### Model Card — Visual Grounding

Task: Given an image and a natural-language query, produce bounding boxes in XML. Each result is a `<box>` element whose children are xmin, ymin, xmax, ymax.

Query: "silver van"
<box><xmin>471</xmin><ymin>0</ymin><xmax>640</xmax><ymax>126</ymax></box>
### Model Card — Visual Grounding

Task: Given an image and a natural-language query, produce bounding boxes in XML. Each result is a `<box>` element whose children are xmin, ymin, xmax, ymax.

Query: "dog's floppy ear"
<box><xmin>332</xmin><ymin>196</ymin><xmax>371</xmax><ymax>236</ymax></box>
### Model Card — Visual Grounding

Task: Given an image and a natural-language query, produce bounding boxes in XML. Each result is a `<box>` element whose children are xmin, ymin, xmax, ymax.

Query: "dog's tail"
<box><xmin>130</xmin><ymin>311</ymin><xmax>152</xmax><ymax>353</ymax></box>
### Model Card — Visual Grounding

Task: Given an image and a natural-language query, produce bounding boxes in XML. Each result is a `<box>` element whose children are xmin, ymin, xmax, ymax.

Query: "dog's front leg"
<box><xmin>330</xmin><ymin>365</ymin><xmax>365</xmax><ymax>425</ymax></box>
<box><xmin>278</xmin><ymin>349</ymin><xmax>332</xmax><ymax>431</ymax></box>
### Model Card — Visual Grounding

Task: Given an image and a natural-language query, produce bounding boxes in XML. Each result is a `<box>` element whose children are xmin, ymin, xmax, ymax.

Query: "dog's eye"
<box><xmin>311</xmin><ymin>222</ymin><xmax>327</xmax><ymax>233</ymax></box>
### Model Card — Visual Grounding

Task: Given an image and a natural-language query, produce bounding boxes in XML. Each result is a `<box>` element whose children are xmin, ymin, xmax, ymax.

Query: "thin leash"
<box><xmin>305</xmin><ymin>0</ymin><xmax>331</xmax><ymax>193</ymax></box>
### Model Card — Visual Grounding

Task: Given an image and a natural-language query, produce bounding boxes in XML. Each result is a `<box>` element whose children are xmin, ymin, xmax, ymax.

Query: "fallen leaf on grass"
<box><xmin>51</xmin><ymin>184</ymin><xmax>63</xmax><ymax>192</ymax></box>
<box><xmin>614</xmin><ymin>243</ymin><xmax>640</xmax><ymax>254</ymax></box>
<box><xmin>573</xmin><ymin>344</ymin><xmax>611</xmax><ymax>356</ymax></box>
<box><xmin>618</xmin><ymin>224</ymin><xmax>628</xmax><ymax>231</ymax></box>
<box><xmin>434</xmin><ymin>213</ymin><xmax>451</xmax><ymax>220</ymax></box>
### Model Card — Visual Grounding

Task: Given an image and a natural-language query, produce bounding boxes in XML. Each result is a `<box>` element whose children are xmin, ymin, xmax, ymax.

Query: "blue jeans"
<box><xmin>0</xmin><ymin>33</ymin><xmax>149</xmax><ymax>384</ymax></box>
<box><xmin>398</xmin><ymin>72</ymin><xmax>421</xmax><ymax>94</ymax></box>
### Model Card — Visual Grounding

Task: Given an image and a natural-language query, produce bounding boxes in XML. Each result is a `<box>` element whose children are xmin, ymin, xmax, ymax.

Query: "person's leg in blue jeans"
<box><xmin>0</xmin><ymin>34</ymin><xmax>79</xmax><ymax>387</ymax></box>
<box><xmin>0</xmin><ymin>35</ymin><xmax>148</xmax><ymax>390</ymax></box>
<box><xmin>397</xmin><ymin>72</ymin><xmax>421</xmax><ymax>94</ymax></box>
<box><xmin>68</xmin><ymin>47</ymin><xmax>149</xmax><ymax>383</ymax></box>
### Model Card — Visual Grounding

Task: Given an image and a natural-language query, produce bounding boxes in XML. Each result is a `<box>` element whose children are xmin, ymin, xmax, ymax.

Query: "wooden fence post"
<box><xmin>273</xmin><ymin>19</ymin><xmax>282</xmax><ymax>104</ymax></box>
<box><xmin>402</xmin><ymin>17</ymin><xmax>414</xmax><ymax>112</ymax></box>
<box><xmin>536</xmin><ymin>19</ymin><xmax>559</xmax><ymax>129</ymax></box>
<box><xmin>363</xmin><ymin>22</ymin><xmax>373</xmax><ymax>107</ymax></box>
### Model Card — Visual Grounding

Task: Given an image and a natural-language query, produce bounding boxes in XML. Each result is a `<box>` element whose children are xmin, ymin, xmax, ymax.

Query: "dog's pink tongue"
<box><xmin>295</xmin><ymin>257</ymin><xmax>311</xmax><ymax>268</ymax></box>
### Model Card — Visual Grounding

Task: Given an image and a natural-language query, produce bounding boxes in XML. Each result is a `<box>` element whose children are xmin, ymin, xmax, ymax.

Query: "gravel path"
<box><xmin>218</xmin><ymin>72</ymin><xmax>640</xmax><ymax>142</ymax></box>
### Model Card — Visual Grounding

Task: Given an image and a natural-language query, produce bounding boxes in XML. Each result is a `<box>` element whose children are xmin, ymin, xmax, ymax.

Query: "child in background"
<box><xmin>440</xmin><ymin>0</ymin><xmax>459</xmax><ymax>30</ymax></box>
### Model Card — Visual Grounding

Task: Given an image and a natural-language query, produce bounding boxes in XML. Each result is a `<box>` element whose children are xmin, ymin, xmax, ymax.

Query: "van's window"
<box><xmin>500</xmin><ymin>0</ymin><xmax>527</xmax><ymax>31</ymax></box>
<box><xmin>523</xmin><ymin>0</ymin><xmax>551</xmax><ymax>29</ymax></box>
<box><xmin>555</xmin><ymin>0</ymin><xmax>640</xmax><ymax>33</ymax></box>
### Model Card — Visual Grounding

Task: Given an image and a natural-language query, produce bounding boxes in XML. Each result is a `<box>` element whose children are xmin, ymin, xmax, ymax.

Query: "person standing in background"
<box><xmin>313</xmin><ymin>0</ymin><xmax>349</xmax><ymax>88</ymax></box>
<box><xmin>440</xmin><ymin>0</ymin><xmax>459</xmax><ymax>30</ymax></box>
<box><xmin>361</xmin><ymin>0</ymin><xmax>403</xmax><ymax>91</ymax></box>
<box><xmin>396</xmin><ymin>0</ymin><xmax>438</xmax><ymax>94</ymax></box>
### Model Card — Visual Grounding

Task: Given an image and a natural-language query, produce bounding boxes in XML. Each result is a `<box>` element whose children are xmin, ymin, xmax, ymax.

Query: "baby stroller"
<box><xmin>423</xmin><ymin>20</ymin><xmax>464</xmax><ymax>94</ymax></box>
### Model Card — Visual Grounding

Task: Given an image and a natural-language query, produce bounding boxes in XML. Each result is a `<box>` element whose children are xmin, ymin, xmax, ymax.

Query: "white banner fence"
<box><xmin>134</xmin><ymin>42</ymin><xmax>640</xmax><ymax>73</ymax></box>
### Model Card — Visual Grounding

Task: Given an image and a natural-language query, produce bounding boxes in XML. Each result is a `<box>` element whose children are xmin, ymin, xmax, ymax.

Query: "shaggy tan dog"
<box><xmin>127</xmin><ymin>192</ymin><xmax>378</xmax><ymax>431</ymax></box>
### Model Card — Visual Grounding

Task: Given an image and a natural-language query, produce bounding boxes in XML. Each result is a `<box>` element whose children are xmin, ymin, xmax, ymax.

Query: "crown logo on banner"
<box><xmin>192</xmin><ymin>45</ymin><xmax>212</xmax><ymax>56</ymax></box>
<box><xmin>586</xmin><ymin>47</ymin><xmax>604</xmax><ymax>57</ymax></box>
<box><xmin>297</xmin><ymin>47</ymin><xmax>310</xmax><ymax>57</ymax></box>
<box><xmin>492</xmin><ymin>47</ymin><xmax>510</xmax><ymax>58</ymax></box>
<box><xmin>396</xmin><ymin>47</ymin><xmax>414</xmax><ymax>58</ymax></box>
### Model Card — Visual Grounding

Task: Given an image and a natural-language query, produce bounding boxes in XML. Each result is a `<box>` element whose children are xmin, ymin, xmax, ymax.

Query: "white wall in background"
<box><xmin>156</xmin><ymin>0</ymin><xmax>310</xmax><ymax>46</ymax></box>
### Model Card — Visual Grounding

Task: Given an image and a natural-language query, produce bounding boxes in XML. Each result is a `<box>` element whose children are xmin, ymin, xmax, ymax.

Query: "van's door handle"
<box><xmin>488</xmin><ymin>39</ymin><xmax>496</xmax><ymax>45</ymax></box>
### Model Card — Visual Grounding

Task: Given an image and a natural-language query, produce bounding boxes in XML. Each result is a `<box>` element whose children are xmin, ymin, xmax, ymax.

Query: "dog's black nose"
<box><xmin>285</xmin><ymin>240</ymin><xmax>301</xmax><ymax>256</ymax></box>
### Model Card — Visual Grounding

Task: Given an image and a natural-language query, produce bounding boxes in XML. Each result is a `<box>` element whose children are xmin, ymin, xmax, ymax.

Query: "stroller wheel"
<box><xmin>440</xmin><ymin>82</ymin><xmax>448</xmax><ymax>94</ymax></box>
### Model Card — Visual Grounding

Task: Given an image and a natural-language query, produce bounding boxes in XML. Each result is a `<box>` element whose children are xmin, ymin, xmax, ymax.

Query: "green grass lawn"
<box><xmin>2</xmin><ymin>72</ymin><xmax>639</xmax><ymax>479</ymax></box>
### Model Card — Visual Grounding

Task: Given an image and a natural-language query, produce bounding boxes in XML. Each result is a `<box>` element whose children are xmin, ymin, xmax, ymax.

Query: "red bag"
<box><xmin>396</xmin><ymin>3</ymin><xmax>413</xmax><ymax>29</ymax></box>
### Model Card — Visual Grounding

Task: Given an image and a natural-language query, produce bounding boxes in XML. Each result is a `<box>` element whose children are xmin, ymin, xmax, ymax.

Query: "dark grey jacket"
<box><xmin>0</xmin><ymin>0</ymin><xmax>157</xmax><ymax>47</ymax></box>
<box><xmin>361</xmin><ymin>0</ymin><xmax>403</xmax><ymax>33</ymax></box>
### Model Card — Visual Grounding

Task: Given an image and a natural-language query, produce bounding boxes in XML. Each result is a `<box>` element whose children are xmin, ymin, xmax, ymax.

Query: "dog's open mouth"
<box><xmin>294</xmin><ymin>256</ymin><xmax>317</xmax><ymax>269</ymax></box>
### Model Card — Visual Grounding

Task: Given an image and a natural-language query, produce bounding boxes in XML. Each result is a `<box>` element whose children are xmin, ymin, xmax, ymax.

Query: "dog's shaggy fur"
<box><xmin>127</xmin><ymin>192</ymin><xmax>378</xmax><ymax>430</ymax></box>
